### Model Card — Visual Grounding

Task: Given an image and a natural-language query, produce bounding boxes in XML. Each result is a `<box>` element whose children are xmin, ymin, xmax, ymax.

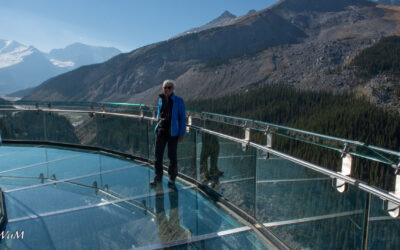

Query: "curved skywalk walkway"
<box><xmin>0</xmin><ymin>145</ymin><xmax>272</xmax><ymax>249</ymax></box>
<box><xmin>1</xmin><ymin>102</ymin><xmax>400</xmax><ymax>249</ymax></box>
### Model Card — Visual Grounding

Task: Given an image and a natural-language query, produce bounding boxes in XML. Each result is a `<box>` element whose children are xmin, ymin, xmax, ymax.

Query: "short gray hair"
<box><xmin>162</xmin><ymin>79</ymin><xmax>175</xmax><ymax>89</ymax></box>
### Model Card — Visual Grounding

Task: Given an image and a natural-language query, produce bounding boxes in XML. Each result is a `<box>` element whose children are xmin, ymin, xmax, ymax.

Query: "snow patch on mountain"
<box><xmin>0</xmin><ymin>42</ymin><xmax>34</xmax><ymax>68</ymax></box>
<box><xmin>49</xmin><ymin>58</ymin><xmax>75</xmax><ymax>68</ymax></box>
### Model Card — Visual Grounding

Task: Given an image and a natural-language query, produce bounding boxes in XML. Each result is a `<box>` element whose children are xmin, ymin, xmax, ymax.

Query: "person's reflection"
<box><xmin>200</xmin><ymin>133</ymin><xmax>223</xmax><ymax>186</ymax></box>
<box><xmin>154</xmin><ymin>185</ymin><xmax>188</xmax><ymax>243</ymax></box>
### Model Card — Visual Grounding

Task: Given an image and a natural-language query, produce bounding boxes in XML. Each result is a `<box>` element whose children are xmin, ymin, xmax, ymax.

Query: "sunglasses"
<box><xmin>163</xmin><ymin>86</ymin><xmax>172</xmax><ymax>89</ymax></box>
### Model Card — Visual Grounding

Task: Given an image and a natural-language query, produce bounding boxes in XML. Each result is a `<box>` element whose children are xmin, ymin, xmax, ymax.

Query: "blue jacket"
<box><xmin>155</xmin><ymin>93</ymin><xmax>186</xmax><ymax>136</ymax></box>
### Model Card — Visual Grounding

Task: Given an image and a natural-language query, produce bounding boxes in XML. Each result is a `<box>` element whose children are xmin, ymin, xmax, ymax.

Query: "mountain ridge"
<box><xmin>24</xmin><ymin>5</ymin><xmax>308</xmax><ymax>101</ymax></box>
<box><xmin>23</xmin><ymin>0</ymin><xmax>400</xmax><ymax>111</ymax></box>
<box><xmin>177</xmin><ymin>10</ymin><xmax>237</xmax><ymax>37</ymax></box>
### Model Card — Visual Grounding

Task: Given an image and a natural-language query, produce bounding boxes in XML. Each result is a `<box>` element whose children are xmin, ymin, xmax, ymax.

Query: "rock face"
<box><xmin>24</xmin><ymin>0</ymin><xmax>400</xmax><ymax>110</ymax></box>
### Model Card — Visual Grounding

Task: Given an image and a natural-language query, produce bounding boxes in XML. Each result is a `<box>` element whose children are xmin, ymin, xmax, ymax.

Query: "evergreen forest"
<box><xmin>187</xmin><ymin>85</ymin><xmax>400</xmax><ymax>190</ymax></box>
<box><xmin>350</xmin><ymin>35</ymin><xmax>400</xmax><ymax>77</ymax></box>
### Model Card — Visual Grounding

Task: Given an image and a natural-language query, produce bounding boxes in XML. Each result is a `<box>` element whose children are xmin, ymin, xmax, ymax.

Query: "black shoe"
<box><xmin>215</xmin><ymin>169</ymin><xmax>224</xmax><ymax>177</ymax></box>
<box><xmin>200</xmin><ymin>173</ymin><xmax>209</xmax><ymax>184</ymax></box>
<box><xmin>150</xmin><ymin>179</ymin><xmax>162</xmax><ymax>187</ymax></box>
<box><xmin>168</xmin><ymin>178</ymin><xmax>176</xmax><ymax>186</ymax></box>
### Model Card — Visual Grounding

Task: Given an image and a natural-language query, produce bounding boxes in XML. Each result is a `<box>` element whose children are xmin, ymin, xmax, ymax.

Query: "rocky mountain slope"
<box><xmin>24</xmin><ymin>0</ymin><xmax>400</xmax><ymax>111</ymax></box>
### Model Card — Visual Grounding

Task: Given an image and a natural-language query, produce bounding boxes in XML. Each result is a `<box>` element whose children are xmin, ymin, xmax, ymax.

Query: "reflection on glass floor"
<box><xmin>0</xmin><ymin>145</ymin><xmax>272</xmax><ymax>249</ymax></box>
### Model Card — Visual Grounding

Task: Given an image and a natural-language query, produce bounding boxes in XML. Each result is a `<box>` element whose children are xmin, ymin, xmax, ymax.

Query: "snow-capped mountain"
<box><xmin>0</xmin><ymin>40</ymin><xmax>35</xmax><ymax>68</ymax></box>
<box><xmin>48</xmin><ymin>43</ymin><xmax>121</xmax><ymax>68</ymax></box>
<box><xmin>0</xmin><ymin>40</ymin><xmax>62</xmax><ymax>96</ymax></box>
<box><xmin>0</xmin><ymin>39</ymin><xmax>121</xmax><ymax>96</ymax></box>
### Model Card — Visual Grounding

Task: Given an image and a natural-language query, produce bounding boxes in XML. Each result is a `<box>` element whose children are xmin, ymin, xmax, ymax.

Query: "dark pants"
<box><xmin>154</xmin><ymin>129</ymin><xmax>179</xmax><ymax>181</ymax></box>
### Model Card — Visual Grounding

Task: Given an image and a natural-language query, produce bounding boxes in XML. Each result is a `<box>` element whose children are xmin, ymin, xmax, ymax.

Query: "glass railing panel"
<box><xmin>0</xmin><ymin>101</ymin><xmax>37</xmax><ymax>113</ymax></box>
<box><xmin>268</xmin><ymin>134</ymin><xmax>341</xmax><ymax>173</ymax></box>
<box><xmin>352</xmin><ymin>158</ymin><xmax>395</xmax><ymax>191</ymax></box>
<box><xmin>43</xmin><ymin>111</ymin><xmax>83</xmax><ymax>144</ymax></box>
<box><xmin>256</xmin><ymin>149</ymin><xmax>368</xmax><ymax>249</ymax></box>
<box><xmin>37</xmin><ymin>101</ymin><xmax>92</xmax><ymax>113</ymax></box>
<box><xmin>189</xmin><ymin>111</ymin><xmax>249</xmax><ymax>129</ymax></box>
<box><xmin>268</xmin><ymin>133</ymin><xmax>396</xmax><ymax>192</ymax></box>
<box><xmin>101</xmin><ymin>102</ymin><xmax>146</xmax><ymax>116</ymax></box>
<box><xmin>147</xmin><ymin>121</ymin><xmax>156</xmax><ymax>162</ymax></box>
<box><xmin>0</xmin><ymin>188</ymin><xmax>5</xmax><ymax>231</ymax></box>
<box><xmin>256</xmin><ymin>149</ymin><xmax>326</xmax><ymax>181</ymax></box>
<box><xmin>352</xmin><ymin>144</ymin><xmax>398</xmax><ymax>165</ymax></box>
<box><xmin>72</xmin><ymin>111</ymin><xmax>102</xmax><ymax>147</ymax></box>
<box><xmin>86</xmin><ymin>114</ymin><xmax>150</xmax><ymax>159</ymax></box>
<box><xmin>141</xmin><ymin>104</ymin><xmax>157</xmax><ymax>117</ymax></box>
<box><xmin>367</xmin><ymin>194</ymin><xmax>400</xmax><ymax>249</ymax></box>
<box><xmin>0</xmin><ymin>110</ymin><xmax>46</xmax><ymax>141</ymax></box>
<box><xmin>189</xmin><ymin>111</ymin><xmax>400</xmax><ymax>166</ymax></box>
<box><xmin>177</xmin><ymin>128</ymin><xmax>197</xmax><ymax>179</ymax></box>
<box><xmin>268</xmin><ymin>212</ymin><xmax>364</xmax><ymax>249</ymax></box>
<box><xmin>197</xmin><ymin>131</ymin><xmax>256</xmax><ymax>216</ymax></box>
<box><xmin>193</xmin><ymin>119</ymin><xmax>246</xmax><ymax>139</ymax></box>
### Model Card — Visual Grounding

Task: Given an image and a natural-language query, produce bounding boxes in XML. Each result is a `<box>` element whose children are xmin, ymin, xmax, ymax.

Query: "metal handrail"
<box><xmin>0</xmin><ymin>100</ymin><xmax>399</xmax><ymax>205</ymax></box>
<box><xmin>188</xmin><ymin>111</ymin><xmax>400</xmax><ymax>166</ymax></box>
<box><xmin>1</xmin><ymin>100</ymin><xmax>399</xmax><ymax>162</ymax></box>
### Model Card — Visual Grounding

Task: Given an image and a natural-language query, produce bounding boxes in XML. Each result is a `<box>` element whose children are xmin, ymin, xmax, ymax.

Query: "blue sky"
<box><xmin>0</xmin><ymin>0</ymin><xmax>279</xmax><ymax>53</ymax></box>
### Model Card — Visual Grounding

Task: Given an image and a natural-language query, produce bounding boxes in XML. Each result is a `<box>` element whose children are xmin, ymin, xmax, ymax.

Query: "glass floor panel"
<box><xmin>0</xmin><ymin>145</ymin><xmax>273</xmax><ymax>249</ymax></box>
